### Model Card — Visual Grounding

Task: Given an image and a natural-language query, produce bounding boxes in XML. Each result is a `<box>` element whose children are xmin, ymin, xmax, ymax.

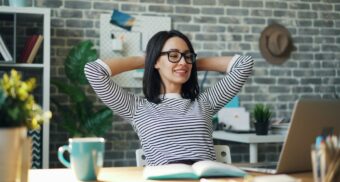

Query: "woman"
<box><xmin>84</xmin><ymin>30</ymin><xmax>254</xmax><ymax>166</ymax></box>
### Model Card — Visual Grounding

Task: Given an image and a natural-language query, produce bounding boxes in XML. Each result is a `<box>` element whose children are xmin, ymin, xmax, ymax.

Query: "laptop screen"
<box><xmin>276</xmin><ymin>99</ymin><xmax>340</xmax><ymax>173</ymax></box>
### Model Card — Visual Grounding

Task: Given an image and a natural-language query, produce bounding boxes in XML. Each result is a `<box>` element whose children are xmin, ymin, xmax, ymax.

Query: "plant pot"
<box><xmin>0</xmin><ymin>127</ymin><xmax>30</xmax><ymax>182</ymax></box>
<box><xmin>254</xmin><ymin>121</ymin><xmax>269</xmax><ymax>135</ymax></box>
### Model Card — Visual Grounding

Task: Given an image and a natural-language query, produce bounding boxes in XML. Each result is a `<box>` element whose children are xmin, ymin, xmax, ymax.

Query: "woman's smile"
<box><xmin>173</xmin><ymin>67</ymin><xmax>189</xmax><ymax>77</ymax></box>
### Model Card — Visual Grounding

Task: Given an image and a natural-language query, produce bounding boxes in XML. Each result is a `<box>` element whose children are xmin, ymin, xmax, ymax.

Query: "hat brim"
<box><xmin>259</xmin><ymin>23</ymin><xmax>294</xmax><ymax>65</ymax></box>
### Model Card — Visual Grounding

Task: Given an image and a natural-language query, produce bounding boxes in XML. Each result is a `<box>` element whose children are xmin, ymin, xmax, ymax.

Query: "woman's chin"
<box><xmin>176</xmin><ymin>78</ymin><xmax>190</xmax><ymax>85</ymax></box>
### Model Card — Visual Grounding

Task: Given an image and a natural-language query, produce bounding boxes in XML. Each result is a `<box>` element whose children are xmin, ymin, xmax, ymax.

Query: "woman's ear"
<box><xmin>154</xmin><ymin>61</ymin><xmax>160</xmax><ymax>69</ymax></box>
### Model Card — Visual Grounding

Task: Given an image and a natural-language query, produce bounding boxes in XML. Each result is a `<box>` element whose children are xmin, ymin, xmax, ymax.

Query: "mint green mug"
<box><xmin>58</xmin><ymin>138</ymin><xmax>105</xmax><ymax>181</ymax></box>
<box><xmin>8</xmin><ymin>0</ymin><xmax>27</xmax><ymax>7</ymax></box>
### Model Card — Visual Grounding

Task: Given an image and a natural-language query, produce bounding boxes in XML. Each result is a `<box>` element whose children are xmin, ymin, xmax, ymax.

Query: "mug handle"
<box><xmin>58</xmin><ymin>145</ymin><xmax>71</xmax><ymax>168</ymax></box>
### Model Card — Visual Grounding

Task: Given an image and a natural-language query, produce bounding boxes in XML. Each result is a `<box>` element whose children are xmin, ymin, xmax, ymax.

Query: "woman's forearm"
<box><xmin>196</xmin><ymin>56</ymin><xmax>234</xmax><ymax>73</ymax></box>
<box><xmin>103</xmin><ymin>56</ymin><xmax>145</xmax><ymax>76</ymax></box>
<box><xmin>103</xmin><ymin>55</ymin><xmax>234</xmax><ymax>76</ymax></box>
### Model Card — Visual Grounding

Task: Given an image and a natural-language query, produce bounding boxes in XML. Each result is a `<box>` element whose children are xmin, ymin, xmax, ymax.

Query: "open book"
<box><xmin>143</xmin><ymin>160</ymin><xmax>247</xmax><ymax>180</ymax></box>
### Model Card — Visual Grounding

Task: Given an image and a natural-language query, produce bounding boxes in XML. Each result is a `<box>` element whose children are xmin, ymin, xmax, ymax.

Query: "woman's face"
<box><xmin>154</xmin><ymin>37</ymin><xmax>193</xmax><ymax>93</ymax></box>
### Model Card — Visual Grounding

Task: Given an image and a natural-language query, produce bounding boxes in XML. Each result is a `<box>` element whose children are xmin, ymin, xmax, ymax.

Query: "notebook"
<box><xmin>239</xmin><ymin>99</ymin><xmax>340</xmax><ymax>174</ymax></box>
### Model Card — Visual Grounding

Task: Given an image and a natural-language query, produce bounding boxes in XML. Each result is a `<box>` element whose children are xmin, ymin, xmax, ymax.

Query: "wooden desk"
<box><xmin>213</xmin><ymin>131</ymin><xmax>286</xmax><ymax>163</ymax></box>
<box><xmin>29</xmin><ymin>167</ymin><xmax>313</xmax><ymax>182</ymax></box>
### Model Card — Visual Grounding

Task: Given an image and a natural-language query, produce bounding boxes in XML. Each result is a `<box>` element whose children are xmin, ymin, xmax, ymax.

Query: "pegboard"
<box><xmin>100</xmin><ymin>14</ymin><xmax>171</xmax><ymax>88</ymax></box>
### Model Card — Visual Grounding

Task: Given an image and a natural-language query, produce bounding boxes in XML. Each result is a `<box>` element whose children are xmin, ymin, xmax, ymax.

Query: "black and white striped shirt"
<box><xmin>84</xmin><ymin>55</ymin><xmax>254</xmax><ymax>165</ymax></box>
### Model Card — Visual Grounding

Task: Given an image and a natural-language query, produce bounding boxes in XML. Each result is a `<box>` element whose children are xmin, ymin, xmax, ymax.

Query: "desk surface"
<box><xmin>29</xmin><ymin>167</ymin><xmax>313</xmax><ymax>182</ymax></box>
<box><xmin>213</xmin><ymin>131</ymin><xmax>286</xmax><ymax>143</ymax></box>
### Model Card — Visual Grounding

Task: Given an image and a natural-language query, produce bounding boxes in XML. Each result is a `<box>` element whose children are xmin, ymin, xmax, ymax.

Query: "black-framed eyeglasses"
<box><xmin>160</xmin><ymin>50</ymin><xmax>197</xmax><ymax>64</ymax></box>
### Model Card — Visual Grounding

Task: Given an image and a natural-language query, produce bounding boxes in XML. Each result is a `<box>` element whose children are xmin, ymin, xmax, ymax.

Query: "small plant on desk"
<box><xmin>252</xmin><ymin>104</ymin><xmax>272</xmax><ymax>135</ymax></box>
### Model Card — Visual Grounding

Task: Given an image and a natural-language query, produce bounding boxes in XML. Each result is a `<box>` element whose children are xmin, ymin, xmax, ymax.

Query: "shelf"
<box><xmin>0</xmin><ymin>6</ymin><xmax>50</xmax><ymax>15</ymax></box>
<box><xmin>0</xmin><ymin>63</ymin><xmax>44</xmax><ymax>68</ymax></box>
<box><xmin>0</xmin><ymin>6</ymin><xmax>51</xmax><ymax>169</ymax></box>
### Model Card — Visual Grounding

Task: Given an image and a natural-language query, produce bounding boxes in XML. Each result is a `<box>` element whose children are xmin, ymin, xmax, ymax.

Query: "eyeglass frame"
<box><xmin>160</xmin><ymin>50</ymin><xmax>197</xmax><ymax>64</ymax></box>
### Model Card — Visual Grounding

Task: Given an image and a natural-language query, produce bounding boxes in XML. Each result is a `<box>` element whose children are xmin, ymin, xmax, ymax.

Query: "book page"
<box><xmin>143</xmin><ymin>164</ymin><xmax>198</xmax><ymax>180</ymax></box>
<box><xmin>192</xmin><ymin>160</ymin><xmax>247</xmax><ymax>177</ymax></box>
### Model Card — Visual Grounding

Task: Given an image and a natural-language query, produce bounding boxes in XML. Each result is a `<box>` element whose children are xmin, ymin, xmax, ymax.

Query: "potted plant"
<box><xmin>0</xmin><ymin>69</ymin><xmax>51</xmax><ymax>181</ymax></box>
<box><xmin>52</xmin><ymin>40</ymin><xmax>113</xmax><ymax>137</ymax></box>
<box><xmin>252</xmin><ymin>104</ymin><xmax>272</xmax><ymax>135</ymax></box>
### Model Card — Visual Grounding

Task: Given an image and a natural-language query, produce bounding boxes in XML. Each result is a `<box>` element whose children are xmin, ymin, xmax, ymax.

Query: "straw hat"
<box><xmin>259</xmin><ymin>23</ymin><xmax>295</xmax><ymax>65</ymax></box>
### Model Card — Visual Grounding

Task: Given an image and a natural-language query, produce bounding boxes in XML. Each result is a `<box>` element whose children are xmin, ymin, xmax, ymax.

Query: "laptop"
<box><xmin>239</xmin><ymin>99</ymin><xmax>340</xmax><ymax>174</ymax></box>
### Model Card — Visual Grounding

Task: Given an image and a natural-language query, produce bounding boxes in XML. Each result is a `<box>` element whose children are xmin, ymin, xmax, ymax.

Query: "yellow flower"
<box><xmin>10</xmin><ymin>69</ymin><xmax>21</xmax><ymax>82</ymax></box>
<box><xmin>43</xmin><ymin>111</ymin><xmax>52</xmax><ymax>120</ymax></box>
<box><xmin>25</xmin><ymin>95</ymin><xmax>35</xmax><ymax>110</ymax></box>
<box><xmin>25</xmin><ymin>78</ymin><xmax>36</xmax><ymax>92</ymax></box>
<box><xmin>17</xmin><ymin>83</ymin><xmax>29</xmax><ymax>101</ymax></box>
<box><xmin>0</xmin><ymin>69</ymin><xmax>52</xmax><ymax>130</ymax></box>
<box><xmin>1</xmin><ymin>74</ymin><xmax>10</xmax><ymax>91</ymax></box>
<box><xmin>29</xmin><ymin>117</ymin><xmax>39</xmax><ymax>130</ymax></box>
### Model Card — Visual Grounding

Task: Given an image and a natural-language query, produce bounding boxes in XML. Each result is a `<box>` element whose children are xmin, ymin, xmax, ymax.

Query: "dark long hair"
<box><xmin>143</xmin><ymin>30</ymin><xmax>199</xmax><ymax>104</ymax></box>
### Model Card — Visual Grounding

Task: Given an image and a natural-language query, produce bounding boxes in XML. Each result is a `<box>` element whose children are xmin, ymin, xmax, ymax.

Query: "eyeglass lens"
<box><xmin>165</xmin><ymin>51</ymin><xmax>196</xmax><ymax>64</ymax></box>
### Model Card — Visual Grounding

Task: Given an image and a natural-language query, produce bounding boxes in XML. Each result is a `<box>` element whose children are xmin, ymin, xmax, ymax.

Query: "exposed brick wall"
<box><xmin>1</xmin><ymin>0</ymin><xmax>339</xmax><ymax>167</ymax></box>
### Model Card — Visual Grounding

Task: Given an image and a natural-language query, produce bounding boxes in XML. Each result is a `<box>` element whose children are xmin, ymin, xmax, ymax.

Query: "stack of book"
<box><xmin>0</xmin><ymin>34</ymin><xmax>13</xmax><ymax>62</ymax></box>
<box><xmin>19</xmin><ymin>34</ymin><xmax>43</xmax><ymax>63</ymax></box>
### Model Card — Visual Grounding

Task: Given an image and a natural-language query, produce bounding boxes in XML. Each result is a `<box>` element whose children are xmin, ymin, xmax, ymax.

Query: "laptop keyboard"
<box><xmin>253</xmin><ymin>164</ymin><xmax>277</xmax><ymax>169</ymax></box>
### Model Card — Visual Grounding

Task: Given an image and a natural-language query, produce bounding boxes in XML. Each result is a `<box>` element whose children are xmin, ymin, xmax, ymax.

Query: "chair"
<box><xmin>135</xmin><ymin>145</ymin><xmax>232</xmax><ymax>167</ymax></box>
<box><xmin>135</xmin><ymin>148</ymin><xmax>147</xmax><ymax>167</ymax></box>
<box><xmin>213</xmin><ymin>145</ymin><xmax>232</xmax><ymax>164</ymax></box>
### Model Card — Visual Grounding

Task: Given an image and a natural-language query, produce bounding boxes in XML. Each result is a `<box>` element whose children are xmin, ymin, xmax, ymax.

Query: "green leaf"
<box><xmin>84</xmin><ymin>108</ymin><xmax>113</xmax><ymax>137</ymax></box>
<box><xmin>75</xmin><ymin>99</ymin><xmax>94</xmax><ymax>125</ymax></box>
<box><xmin>51</xmin><ymin>98</ymin><xmax>80</xmax><ymax>136</ymax></box>
<box><xmin>51</xmin><ymin>80</ymin><xmax>87</xmax><ymax>103</ymax></box>
<box><xmin>65</xmin><ymin>40</ymin><xmax>98</xmax><ymax>85</ymax></box>
<box><xmin>0</xmin><ymin>88</ymin><xmax>7</xmax><ymax>108</ymax></box>
<box><xmin>7</xmin><ymin>106</ymin><xmax>21</xmax><ymax>123</ymax></box>
<box><xmin>252</xmin><ymin>104</ymin><xmax>272</xmax><ymax>123</ymax></box>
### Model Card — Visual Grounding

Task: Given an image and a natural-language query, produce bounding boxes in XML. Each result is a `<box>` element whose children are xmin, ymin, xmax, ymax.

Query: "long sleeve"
<box><xmin>199</xmin><ymin>55</ymin><xmax>254</xmax><ymax>115</ymax></box>
<box><xmin>84</xmin><ymin>59</ymin><xmax>142</xmax><ymax>122</ymax></box>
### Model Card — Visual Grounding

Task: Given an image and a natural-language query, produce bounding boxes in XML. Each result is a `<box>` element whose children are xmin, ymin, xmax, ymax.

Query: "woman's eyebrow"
<box><xmin>166</xmin><ymin>48</ymin><xmax>190</xmax><ymax>53</ymax></box>
<box><xmin>167</xmin><ymin>48</ymin><xmax>180</xmax><ymax>52</ymax></box>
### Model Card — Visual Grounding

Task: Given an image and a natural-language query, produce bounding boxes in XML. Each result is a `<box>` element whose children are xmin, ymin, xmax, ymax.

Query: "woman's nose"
<box><xmin>178</xmin><ymin>56</ymin><xmax>187</xmax><ymax>64</ymax></box>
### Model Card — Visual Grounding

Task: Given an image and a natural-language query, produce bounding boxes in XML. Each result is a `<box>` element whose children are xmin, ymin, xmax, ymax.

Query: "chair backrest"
<box><xmin>135</xmin><ymin>145</ymin><xmax>232</xmax><ymax>167</ymax></box>
<box><xmin>135</xmin><ymin>148</ymin><xmax>147</xmax><ymax>167</ymax></box>
<box><xmin>213</xmin><ymin>145</ymin><xmax>232</xmax><ymax>164</ymax></box>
